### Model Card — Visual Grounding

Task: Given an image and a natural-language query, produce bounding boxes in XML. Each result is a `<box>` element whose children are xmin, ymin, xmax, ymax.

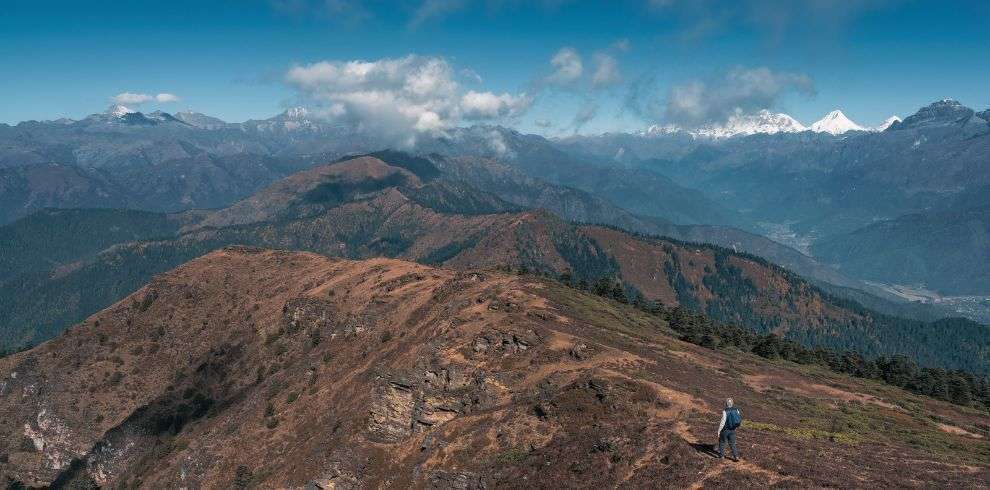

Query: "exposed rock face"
<box><xmin>894</xmin><ymin>99</ymin><xmax>975</xmax><ymax>130</ymax></box>
<box><xmin>283</xmin><ymin>298</ymin><xmax>339</xmax><ymax>335</ymax></box>
<box><xmin>0</xmin><ymin>247</ymin><xmax>986</xmax><ymax>487</ymax></box>
<box><xmin>368</xmin><ymin>381</ymin><xmax>416</xmax><ymax>443</ymax></box>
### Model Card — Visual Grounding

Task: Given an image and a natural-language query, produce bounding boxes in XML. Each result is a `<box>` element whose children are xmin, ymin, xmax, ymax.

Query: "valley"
<box><xmin>865</xmin><ymin>282</ymin><xmax>990</xmax><ymax>325</ymax></box>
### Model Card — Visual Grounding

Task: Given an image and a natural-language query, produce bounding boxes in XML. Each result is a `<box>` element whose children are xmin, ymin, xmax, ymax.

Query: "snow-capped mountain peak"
<box><xmin>692</xmin><ymin>110</ymin><xmax>807</xmax><ymax>139</ymax></box>
<box><xmin>642</xmin><ymin>124</ymin><xmax>682</xmax><ymax>136</ymax></box>
<box><xmin>875</xmin><ymin>116</ymin><xmax>901</xmax><ymax>132</ymax></box>
<box><xmin>810</xmin><ymin>110</ymin><xmax>865</xmax><ymax>135</ymax></box>
<box><xmin>641</xmin><ymin>110</ymin><xmax>808</xmax><ymax>139</ymax></box>
<box><xmin>106</xmin><ymin>104</ymin><xmax>135</xmax><ymax>118</ymax></box>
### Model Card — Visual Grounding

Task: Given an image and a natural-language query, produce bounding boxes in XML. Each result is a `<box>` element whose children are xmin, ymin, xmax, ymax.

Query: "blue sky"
<box><xmin>3</xmin><ymin>0</ymin><xmax>989</xmax><ymax>134</ymax></box>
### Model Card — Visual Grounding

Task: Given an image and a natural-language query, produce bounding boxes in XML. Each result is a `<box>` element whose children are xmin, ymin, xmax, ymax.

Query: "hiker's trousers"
<box><xmin>718</xmin><ymin>428</ymin><xmax>738</xmax><ymax>458</ymax></box>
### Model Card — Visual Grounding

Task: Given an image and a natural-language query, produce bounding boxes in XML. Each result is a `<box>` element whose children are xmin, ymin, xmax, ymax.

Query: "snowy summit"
<box><xmin>106</xmin><ymin>104</ymin><xmax>134</xmax><ymax>118</ymax></box>
<box><xmin>810</xmin><ymin>110</ymin><xmax>865</xmax><ymax>135</ymax></box>
<box><xmin>875</xmin><ymin>116</ymin><xmax>901</xmax><ymax>132</ymax></box>
<box><xmin>642</xmin><ymin>110</ymin><xmax>808</xmax><ymax>139</ymax></box>
<box><xmin>693</xmin><ymin>110</ymin><xmax>808</xmax><ymax>139</ymax></box>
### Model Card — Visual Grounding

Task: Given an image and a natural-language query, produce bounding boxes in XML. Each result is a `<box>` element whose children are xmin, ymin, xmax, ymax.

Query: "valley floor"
<box><xmin>866</xmin><ymin>281</ymin><xmax>990</xmax><ymax>324</ymax></box>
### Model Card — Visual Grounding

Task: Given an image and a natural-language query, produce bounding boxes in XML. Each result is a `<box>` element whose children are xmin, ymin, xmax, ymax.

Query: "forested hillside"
<box><xmin>1</xmin><ymin>156</ymin><xmax>987</xmax><ymax>376</ymax></box>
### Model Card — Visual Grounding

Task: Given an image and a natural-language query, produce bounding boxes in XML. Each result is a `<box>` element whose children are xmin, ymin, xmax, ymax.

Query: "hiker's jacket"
<box><xmin>717</xmin><ymin>407</ymin><xmax>741</xmax><ymax>437</ymax></box>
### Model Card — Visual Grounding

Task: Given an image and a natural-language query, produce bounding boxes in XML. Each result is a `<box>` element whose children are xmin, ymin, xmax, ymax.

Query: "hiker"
<box><xmin>717</xmin><ymin>398</ymin><xmax>742</xmax><ymax>461</ymax></box>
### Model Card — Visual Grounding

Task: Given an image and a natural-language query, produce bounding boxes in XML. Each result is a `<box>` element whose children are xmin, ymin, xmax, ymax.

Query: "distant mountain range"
<box><xmin>2</xmin><ymin>153</ymin><xmax>987</xmax><ymax>375</ymax></box>
<box><xmin>2</xmin><ymin>98</ymin><xmax>988</xmax><ymax>301</ymax></box>
<box><xmin>559</xmin><ymin>99</ymin><xmax>990</xmax><ymax>296</ymax></box>
<box><xmin>644</xmin><ymin>108</ymin><xmax>893</xmax><ymax>139</ymax></box>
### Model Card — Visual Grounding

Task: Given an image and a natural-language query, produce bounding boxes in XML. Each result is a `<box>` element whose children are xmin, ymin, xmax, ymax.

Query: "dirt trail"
<box><xmin>937</xmin><ymin>423</ymin><xmax>984</xmax><ymax>439</ymax></box>
<box><xmin>744</xmin><ymin>374</ymin><xmax>901</xmax><ymax>411</ymax></box>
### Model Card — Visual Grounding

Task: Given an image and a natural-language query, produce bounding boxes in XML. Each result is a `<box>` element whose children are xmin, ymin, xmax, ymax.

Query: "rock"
<box><xmin>568</xmin><ymin>343</ymin><xmax>590</xmax><ymax>360</ymax></box>
<box><xmin>282</xmin><ymin>298</ymin><xmax>337</xmax><ymax>334</ymax></box>
<box><xmin>427</xmin><ymin>470</ymin><xmax>484</xmax><ymax>489</ymax></box>
<box><xmin>367</xmin><ymin>382</ymin><xmax>415</xmax><ymax>443</ymax></box>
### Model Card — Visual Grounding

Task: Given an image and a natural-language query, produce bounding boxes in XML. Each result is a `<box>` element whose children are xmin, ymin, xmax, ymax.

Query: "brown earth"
<box><xmin>1</xmin><ymin>247</ymin><xmax>987</xmax><ymax>488</ymax></box>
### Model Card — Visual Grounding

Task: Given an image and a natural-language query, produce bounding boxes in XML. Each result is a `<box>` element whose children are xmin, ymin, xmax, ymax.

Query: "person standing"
<box><xmin>717</xmin><ymin>398</ymin><xmax>742</xmax><ymax>461</ymax></box>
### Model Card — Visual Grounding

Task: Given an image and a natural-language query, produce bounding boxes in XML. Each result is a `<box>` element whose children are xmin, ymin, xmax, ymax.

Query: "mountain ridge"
<box><xmin>1</xmin><ymin>247</ymin><xmax>986</xmax><ymax>487</ymax></box>
<box><xmin>2</xmin><ymin>155</ymin><xmax>987</xmax><ymax>374</ymax></box>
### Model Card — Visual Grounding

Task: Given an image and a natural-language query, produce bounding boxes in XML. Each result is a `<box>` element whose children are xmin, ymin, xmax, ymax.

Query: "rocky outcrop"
<box><xmin>367</xmin><ymin>381</ymin><xmax>416</xmax><ymax>443</ymax></box>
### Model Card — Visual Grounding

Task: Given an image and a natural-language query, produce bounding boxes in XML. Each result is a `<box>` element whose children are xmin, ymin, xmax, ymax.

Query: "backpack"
<box><xmin>726</xmin><ymin>407</ymin><xmax>742</xmax><ymax>430</ymax></box>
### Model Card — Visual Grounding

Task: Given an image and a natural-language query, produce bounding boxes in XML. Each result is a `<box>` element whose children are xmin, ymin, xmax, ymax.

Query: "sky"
<box><xmin>2</xmin><ymin>0</ymin><xmax>989</xmax><ymax>136</ymax></box>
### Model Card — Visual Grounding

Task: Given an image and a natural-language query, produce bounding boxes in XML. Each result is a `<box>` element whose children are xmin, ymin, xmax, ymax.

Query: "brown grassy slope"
<box><xmin>1</xmin><ymin>247</ymin><xmax>986</xmax><ymax>488</ymax></box>
<box><xmin>193</xmin><ymin>155</ymin><xmax>424</xmax><ymax>229</ymax></box>
<box><xmin>579</xmin><ymin>226</ymin><xmax>860</xmax><ymax>330</ymax></box>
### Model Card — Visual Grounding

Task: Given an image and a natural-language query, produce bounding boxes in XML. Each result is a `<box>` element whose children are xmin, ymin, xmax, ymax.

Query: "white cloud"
<box><xmin>591</xmin><ymin>53</ymin><xmax>621</xmax><ymax>88</ymax></box>
<box><xmin>542</xmin><ymin>45</ymin><xmax>624</xmax><ymax>92</ymax></box>
<box><xmin>545</xmin><ymin>47</ymin><xmax>583</xmax><ymax>85</ymax></box>
<box><xmin>285</xmin><ymin>55</ymin><xmax>531</xmax><ymax>143</ymax></box>
<box><xmin>534</xmin><ymin>119</ymin><xmax>554</xmax><ymax>128</ymax></box>
<box><xmin>484</xmin><ymin>128</ymin><xmax>512</xmax><ymax>156</ymax></box>
<box><xmin>627</xmin><ymin>66</ymin><xmax>815</xmax><ymax>127</ymax></box>
<box><xmin>460</xmin><ymin>91</ymin><xmax>532</xmax><ymax>120</ymax></box>
<box><xmin>111</xmin><ymin>92</ymin><xmax>180</xmax><ymax>105</ymax></box>
<box><xmin>112</xmin><ymin>92</ymin><xmax>153</xmax><ymax>105</ymax></box>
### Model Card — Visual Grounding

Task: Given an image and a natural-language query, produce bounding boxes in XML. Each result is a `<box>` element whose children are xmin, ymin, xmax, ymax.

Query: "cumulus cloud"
<box><xmin>111</xmin><ymin>92</ymin><xmax>181</xmax><ymax>105</ymax></box>
<box><xmin>285</xmin><ymin>55</ymin><xmax>530</xmax><ymax>143</ymax></box>
<box><xmin>626</xmin><ymin>67</ymin><xmax>814</xmax><ymax>127</ymax></box>
<box><xmin>541</xmin><ymin>44</ymin><xmax>626</xmax><ymax>93</ymax></box>
<box><xmin>286</xmin><ymin>56</ymin><xmax>458</xmax><ymax>138</ymax></box>
<box><xmin>545</xmin><ymin>47</ymin><xmax>583</xmax><ymax>86</ymax></box>
<box><xmin>460</xmin><ymin>91</ymin><xmax>532</xmax><ymax>119</ymax></box>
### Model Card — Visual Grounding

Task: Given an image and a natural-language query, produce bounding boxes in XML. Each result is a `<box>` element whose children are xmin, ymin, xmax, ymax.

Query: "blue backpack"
<box><xmin>726</xmin><ymin>407</ymin><xmax>742</xmax><ymax>429</ymax></box>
